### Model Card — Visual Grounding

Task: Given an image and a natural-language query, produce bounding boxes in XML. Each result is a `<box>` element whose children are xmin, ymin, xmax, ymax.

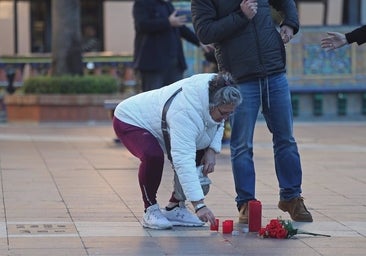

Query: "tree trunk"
<box><xmin>51</xmin><ymin>0</ymin><xmax>83</xmax><ymax>76</ymax></box>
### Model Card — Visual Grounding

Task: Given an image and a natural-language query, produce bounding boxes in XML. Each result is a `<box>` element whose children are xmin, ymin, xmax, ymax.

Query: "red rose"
<box><xmin>258</xmin><ymin>227</ymin><xmax>267</xmax><ymax>237</ymax></box>
<box><xmin>259</xmin><ymin>218</ymin><xmax>330</xmax><ymax>239</ymax></box>
<box><xmin>269</xmin><ymin>219</ymin><xmax>280</xmax><ymax>227</ymax></box>
<box><xmin>269</xmin><ymin>230</ymin><xmax>277</xmax><ymax>238</ymax></box>
<box><xmin>276</xmin><ymin>228</ymin><xmax>288</xmax><ymax>239</ymax></box>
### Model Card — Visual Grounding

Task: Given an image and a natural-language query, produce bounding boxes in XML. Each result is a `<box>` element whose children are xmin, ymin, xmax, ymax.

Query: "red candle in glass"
<box><xmin>222</xmin><ymin>220</ymin><xmax>233</xmax><ymax>234</ymax></box>
<box><xmin>210</xmin><ymin>218</ymin><xmax>219</xmax><ymax>231</ymax></box>
<box><xmin>248</xmin><ymin>200</ymin><xmax>262</xmax><ymax>232</ymax></box>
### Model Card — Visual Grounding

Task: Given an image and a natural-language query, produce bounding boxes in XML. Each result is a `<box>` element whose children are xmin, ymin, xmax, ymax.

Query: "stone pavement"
<box><xmin>0</xmin><ymin>121</ymin><xmax>365</xmax><ymax>256</ymax></box>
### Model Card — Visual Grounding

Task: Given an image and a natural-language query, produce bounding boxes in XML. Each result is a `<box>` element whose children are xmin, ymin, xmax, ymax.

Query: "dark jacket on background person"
<box><xmin>346</xmin><ymin>25</ymin><xmax>366</xmax><ymax>45</ymax></box>
<box><xmin>191</xmin><ymin>0</ymin><xmax>299</xmax><ymax>83</ymax></box>
<box><xmin>133</xmin><ymin>0</ymin><xmax>200</xmax><ymax>72</ymax></box>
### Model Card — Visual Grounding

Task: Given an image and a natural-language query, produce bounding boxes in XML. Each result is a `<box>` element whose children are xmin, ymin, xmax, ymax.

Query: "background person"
<box><xmin>132</xmin><ymin>0</ymin><xmax>211</xmax><ymax>92</ymax></box>
<box><xmin>321</xmin><ymin>25</ymin><xmax>366</xmax><ymax>50</ymax></box>
<box><xmin>191</xmin><ymin>0</ymin><xmax>313</xmax><ymax>223</ymax></box>
<box><xmin>113</xmin><ymin>72</ymin><xmax>242</xmax><ymax>229</ymax></box>
<box><xmin>81</xmin><ymin>25</ymin><xmax>101</xmax><ymax>52</ymax></box>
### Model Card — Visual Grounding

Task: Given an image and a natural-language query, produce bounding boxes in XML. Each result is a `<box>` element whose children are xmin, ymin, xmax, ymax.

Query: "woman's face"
<box><xmin>210</xmin><ymin>104</ymin><xmax>236</xmax><ymax>122</ymax></box>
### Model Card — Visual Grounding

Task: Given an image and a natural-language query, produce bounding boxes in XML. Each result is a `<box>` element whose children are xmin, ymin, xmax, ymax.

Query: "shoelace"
<box><xmin>149</xmin><ymin>208</ymin><xmax>164</xmax><ymax>219</ymax></box>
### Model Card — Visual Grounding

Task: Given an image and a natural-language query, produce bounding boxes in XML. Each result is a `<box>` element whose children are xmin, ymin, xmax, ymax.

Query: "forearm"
<box><xmin>345</xmin><ymin>25</ymin><xmax>366</xmax><ymax>45</ymax></box>
<box><xmin>191</xmin><ymin>199</ymin><xmax>206</xmax><ymax>213</ymax></box>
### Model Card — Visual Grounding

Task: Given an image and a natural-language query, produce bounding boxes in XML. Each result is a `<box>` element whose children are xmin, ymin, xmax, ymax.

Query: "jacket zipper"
<box><xmin>252</xmin><ymin>19</ymin><xmax>266</xmax><ymax>75</ymax></box>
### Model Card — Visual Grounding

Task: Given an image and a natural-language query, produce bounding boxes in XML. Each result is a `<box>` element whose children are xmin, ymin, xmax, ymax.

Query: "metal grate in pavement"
<box><xmin>7</xmin><ymin>223</ymin><xmax>78</xmax><ymax>237</ymax></box>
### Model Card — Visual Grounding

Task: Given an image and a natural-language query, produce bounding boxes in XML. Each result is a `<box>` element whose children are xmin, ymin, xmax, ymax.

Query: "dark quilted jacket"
<box><xmin>345</xmin><ymin>25</ymin><xmax>366</xmax><ymax>45</ymax></box>
<box><xmin>191</xmin><ymin>0</ymin><xmax>299</xmax><ymax>82</ymax></box>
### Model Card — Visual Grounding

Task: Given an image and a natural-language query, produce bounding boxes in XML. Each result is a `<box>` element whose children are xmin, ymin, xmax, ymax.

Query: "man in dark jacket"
<box><xmin>133</xmin><ymin>0</ymin><xmax>209</xmax><ymax>92</ymax></box>
<box><xmin>191</xmin><ymin>0</ymin><xmax>313</xmax><ymax>223</ymax></box>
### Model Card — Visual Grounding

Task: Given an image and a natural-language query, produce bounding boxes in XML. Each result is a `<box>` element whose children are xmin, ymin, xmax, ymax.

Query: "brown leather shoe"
<box><xmin>278</xmin><ymin>197</ymin><xmax>313</xmax><ymax>222</ymax></box>
<box><xmin>238</xmin><ymin>203</ymin><xmax>248</xmax><ymax>224</ymax></box>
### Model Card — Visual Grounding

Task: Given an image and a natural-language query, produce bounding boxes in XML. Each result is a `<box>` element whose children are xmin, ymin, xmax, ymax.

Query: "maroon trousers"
<box><xmin>113</xmin><ymin>117</ymin><xmax>204</xmax><ymax>209</ymax></box>
<box><xmin>113</xmin><ymin>117</ymin><xmax>164</xmax><ymax>209</ymax></box>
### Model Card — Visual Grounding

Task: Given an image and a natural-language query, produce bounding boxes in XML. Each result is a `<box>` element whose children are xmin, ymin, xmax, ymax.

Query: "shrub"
<box><xmin>22</xmin><ymin>75</ymin><xmax>119</xmax><ymax>94</ymax></box>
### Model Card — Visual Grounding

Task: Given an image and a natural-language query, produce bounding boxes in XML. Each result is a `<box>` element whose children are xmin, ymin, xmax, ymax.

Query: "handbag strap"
<box><xmin>161</xmin><ymin>87</ymin><xmax>182</xmax><ymax>162</ymax></box>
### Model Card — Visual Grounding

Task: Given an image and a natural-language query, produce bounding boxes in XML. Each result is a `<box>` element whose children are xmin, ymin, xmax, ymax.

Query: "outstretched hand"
<box><xmin>321</xmin><ymin>32</ymin><xmax>348</xmax><ymax>51</ymax></box>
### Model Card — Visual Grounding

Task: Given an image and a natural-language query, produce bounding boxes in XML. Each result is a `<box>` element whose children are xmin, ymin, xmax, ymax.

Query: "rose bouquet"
<box><xmin>258</xmin><ymin>218</ymin><xmax>331</xmax><ymax>239</ymax></box>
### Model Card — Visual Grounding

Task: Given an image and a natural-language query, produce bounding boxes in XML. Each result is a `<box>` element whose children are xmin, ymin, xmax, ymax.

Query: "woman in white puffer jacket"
<box><xmin>113</xmin><ymin>72</ymin><xmax>242</xmax><ymax>230</ymax></box>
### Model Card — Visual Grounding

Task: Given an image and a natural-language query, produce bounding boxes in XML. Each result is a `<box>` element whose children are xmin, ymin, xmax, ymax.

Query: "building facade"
<box><xmin>0</xmin><ymin>0</ymin><xmax>365</xmax><ymax>55</ymax></box>
<box><xmin>0</xmin><ymin>0</ymin><xmax>135</xmax><ymax>55</ymax></box>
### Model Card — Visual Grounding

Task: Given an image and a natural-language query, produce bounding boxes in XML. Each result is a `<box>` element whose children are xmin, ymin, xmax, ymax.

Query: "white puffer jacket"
<box><xmin>114</xmin><ymin>73</ymin><xmax>225</xmax><ymax>201</ymax></box>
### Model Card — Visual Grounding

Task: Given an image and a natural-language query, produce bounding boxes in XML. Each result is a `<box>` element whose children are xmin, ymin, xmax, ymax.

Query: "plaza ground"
<box><xmin>0</xmin><ymin>121</ymin><xmax>365</xmax><ymax>255</ymax></box>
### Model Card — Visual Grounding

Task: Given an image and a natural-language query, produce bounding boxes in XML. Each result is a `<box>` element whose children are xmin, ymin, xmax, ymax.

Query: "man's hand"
<box><xmin>200</xmin><ymin>43</ymin><xmax>215</xmax><ymax>53</ymax></box>
<box><xmin>169</xmin><ymin>10</ymin><xmax>187</xmax><ymax>27</ymax></box>
<box><xmin>280</xmin><ymin>25</ymin><xmax>294</xmax><ymax>44</ymax></box>
<box><xmin>240</xmin><ymin>0</ymin><xmax>258</xmax><ymax>20</ymax></box>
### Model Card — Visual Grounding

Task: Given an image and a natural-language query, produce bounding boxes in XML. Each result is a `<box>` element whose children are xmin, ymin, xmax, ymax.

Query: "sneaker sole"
<box><xmin>169</xmin><ymin>221</ymin><xmax>205</xmax><ymax>227</ymax></box>
<box><xmin>142</xmin><ymin>220</ymin><xmax>173</xmax><ymax>230</ymax></box>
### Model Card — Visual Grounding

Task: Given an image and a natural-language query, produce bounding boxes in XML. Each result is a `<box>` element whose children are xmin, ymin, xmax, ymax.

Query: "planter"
<box><xmin>4</xmin><ymin>94</ymin><xmax>126</xmax><ymax>123</ymax></box>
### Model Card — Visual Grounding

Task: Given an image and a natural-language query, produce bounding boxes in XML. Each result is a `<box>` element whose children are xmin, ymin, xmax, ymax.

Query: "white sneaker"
<box><xmin>161</xmin><ymin>203</ymin><xmax>205</xmax><ymax>227</ymax></box>
<box><xmin>142</xmin><ymin>204</ymin><xmax>173</xmax><ymax>230</ymax></box>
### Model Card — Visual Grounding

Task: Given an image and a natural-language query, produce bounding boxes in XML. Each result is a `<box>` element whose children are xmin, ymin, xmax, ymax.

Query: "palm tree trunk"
<box><xmin>51</xmin><ymin>0</ymin><xmax>83</xmax><ymax>76</ymax></box>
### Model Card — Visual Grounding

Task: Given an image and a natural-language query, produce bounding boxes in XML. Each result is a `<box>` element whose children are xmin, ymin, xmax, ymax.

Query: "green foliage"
<box><xmin>22</xmin><ymin>75</ymin><xmax>119</xmax><ymax>94</ymax></box>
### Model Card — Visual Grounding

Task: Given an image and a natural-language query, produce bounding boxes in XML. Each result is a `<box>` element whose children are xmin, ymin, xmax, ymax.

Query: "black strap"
<box><xmin>161</xmin><ymin>88</ymin><xmax>182</xmax><ymax>162</ymax></box>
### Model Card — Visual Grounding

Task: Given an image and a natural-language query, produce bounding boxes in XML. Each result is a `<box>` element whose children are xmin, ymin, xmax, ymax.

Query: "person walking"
<box><xmin>191</xmin><ymin>0</ymin><xmax>313</xmax><ymax>223</ymax></box>
<box><xmin>321</xmin><ymin>25</ymin><xmax>366</xmax><ymax>50</ymax></box>
<box><xmin>113</xmin><ymin>72</ymin><xmax>242</xmax><ymax>229</ymax></box>
<box><xmin>133</xmin><ymin>0</ymin><xmax>210</xmax><ymax>92</ymax></box>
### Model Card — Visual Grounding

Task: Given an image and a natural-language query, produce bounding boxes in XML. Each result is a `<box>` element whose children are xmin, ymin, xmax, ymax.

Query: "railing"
<box><xmin>0</xmin><ymin>52</ymin><xmax>135</xmax><ymax>91</ymax></box>
<box><xmin>0</xmin><ymin>50</ymin><xmax>212</xmax><ymax>94</ymax></box>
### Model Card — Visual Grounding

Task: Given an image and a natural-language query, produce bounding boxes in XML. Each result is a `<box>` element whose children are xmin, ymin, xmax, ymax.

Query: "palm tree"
<box><xmin>51</xmin><ymin>0</ymin><xmax>83</xmax><ymax>76</ymax></box>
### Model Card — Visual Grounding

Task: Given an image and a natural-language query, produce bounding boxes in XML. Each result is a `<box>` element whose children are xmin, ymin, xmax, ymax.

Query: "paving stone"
<box><xmin>0</xmin><ymin>122</ymin><xmax>365</xmax><ymax>255</ymax></box>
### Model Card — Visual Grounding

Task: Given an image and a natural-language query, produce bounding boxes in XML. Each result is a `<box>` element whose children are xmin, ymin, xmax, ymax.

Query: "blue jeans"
<box><xmin>139</xmin><ymin>59</ymin><xmax>183</xmax><ymax>92</ymax></box>
<box><xmin>230</xmin><ymin>73</ymin><xmax>302</xmax><ymax>209</ymax></box>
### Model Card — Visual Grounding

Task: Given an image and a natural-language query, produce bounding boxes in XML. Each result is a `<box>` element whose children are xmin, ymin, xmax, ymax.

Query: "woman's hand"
<box><xmin>196</xmin><ymin>206</ymin><xmax>216</xmax><ymax>226</ymax></box>
<box><xmin>201</xmin><ymin>148</ymin><xmax>216</xmax><ymax>176</ymax></box>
